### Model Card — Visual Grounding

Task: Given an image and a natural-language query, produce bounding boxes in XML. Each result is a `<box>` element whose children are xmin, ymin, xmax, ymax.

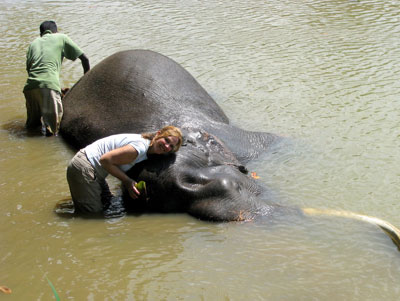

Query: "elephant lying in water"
<box><xmin>60</xmin><ymin>49</ymin><xmax>400</xmax><ymax>249</ymax></box>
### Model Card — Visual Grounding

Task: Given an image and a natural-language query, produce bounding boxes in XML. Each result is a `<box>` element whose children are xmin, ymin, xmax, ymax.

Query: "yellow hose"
<box><xmin>302</xmin><ymin>208</ymin><xmax>400</xmax><ymax>251</ymax></box>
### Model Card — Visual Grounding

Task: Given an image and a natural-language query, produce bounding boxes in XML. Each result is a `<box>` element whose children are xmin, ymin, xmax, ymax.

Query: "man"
<box><xmin>23</xmin><ymin>21</ymin><xmax>90</xmax><ymax>136</ymax></box>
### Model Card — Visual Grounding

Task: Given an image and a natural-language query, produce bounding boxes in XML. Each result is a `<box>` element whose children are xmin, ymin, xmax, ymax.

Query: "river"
<box><xmin>1</xmin><ymin>0</ymin><xmax>400</xmax><ymax>299</ymax></box>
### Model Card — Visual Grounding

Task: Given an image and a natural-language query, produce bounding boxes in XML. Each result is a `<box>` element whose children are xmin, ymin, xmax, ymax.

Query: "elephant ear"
<box><xmin>199</xmin><ymin>122</ymin><xmax>281</xmax><ymax>165</ymax></box>
<box><xmin>183</xmin><ymin>128</ymin><xmax>247</xmax><ymax>173</ymax></box>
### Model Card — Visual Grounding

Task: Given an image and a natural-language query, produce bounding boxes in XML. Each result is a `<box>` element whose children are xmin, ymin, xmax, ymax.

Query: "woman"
<box><xmin>67</xmin><ymin>125</ymin><xmax>183</xmax><ymax>213</ymax></box>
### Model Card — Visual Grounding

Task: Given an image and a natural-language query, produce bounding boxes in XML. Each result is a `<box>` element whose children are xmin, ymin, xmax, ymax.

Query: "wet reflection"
<box><xmin>1</xmin><ymin>0</ymin><xmax>400</xmax><ymax>299</ymax></box>
<box><xmin>1</xmin><ymin>120</ymin><xmax>39</xmax><ymax>138</ymax></box>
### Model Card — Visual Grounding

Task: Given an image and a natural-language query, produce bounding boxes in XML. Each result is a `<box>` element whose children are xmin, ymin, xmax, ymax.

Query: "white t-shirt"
<box><xmin>84</xmin><ymin>134</ymin><xmax>151</xmax><ymax>179</ymax></box>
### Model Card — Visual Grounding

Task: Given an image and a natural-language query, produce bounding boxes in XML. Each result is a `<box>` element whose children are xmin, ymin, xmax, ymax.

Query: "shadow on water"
<box><xmin>2</xmin><ymin>119</ymin><xmax>43</xmax><ymax>138</ymax></box>
<box><xmin>54</xmin><ymin>192</ymin><xmax>400</xmax><ymax>252</ymax></box>
<box><xmin>54</xmin><ymin>195</ymin><xmax>127</xmax><ymax>220</ymax></box>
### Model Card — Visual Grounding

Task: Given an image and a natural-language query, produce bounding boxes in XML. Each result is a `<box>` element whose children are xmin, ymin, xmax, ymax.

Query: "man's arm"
<box><xmin>79</xmin><ymin>53</ymin><xmax>90</xmax><ymax>74</ymax></box>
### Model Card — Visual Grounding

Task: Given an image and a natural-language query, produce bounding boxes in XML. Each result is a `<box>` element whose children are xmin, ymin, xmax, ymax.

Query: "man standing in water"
<box><xmin>23</xmin><ymin>20</ymin><xmax>90</xmax><ymax>136</ymax></box>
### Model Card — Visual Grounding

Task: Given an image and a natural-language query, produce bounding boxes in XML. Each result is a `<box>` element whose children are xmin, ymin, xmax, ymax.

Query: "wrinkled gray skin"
<box><xmin>61</xmin><ymin>49</ymin><xmax>288</xmax><ymax>221</ymax></box>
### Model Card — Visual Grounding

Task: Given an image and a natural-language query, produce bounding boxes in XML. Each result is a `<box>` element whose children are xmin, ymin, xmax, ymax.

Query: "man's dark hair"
<box><xmin>40</xmin><ymin>21</ymin><xmax>57</xmax><ymax>35</ymax></box>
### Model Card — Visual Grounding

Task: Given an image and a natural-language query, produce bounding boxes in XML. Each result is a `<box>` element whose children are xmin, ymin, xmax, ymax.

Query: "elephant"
<box><xmin>60</xmin><ymin>49</ymin><xmax>400</xmax><ymax>249</ymax></box>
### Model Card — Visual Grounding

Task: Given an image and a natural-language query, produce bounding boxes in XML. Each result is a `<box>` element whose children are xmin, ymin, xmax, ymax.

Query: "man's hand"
<box><xmin>61</xmin><ymin>87</ymin><xmax>70</xmax><ymax>99</ymax></box>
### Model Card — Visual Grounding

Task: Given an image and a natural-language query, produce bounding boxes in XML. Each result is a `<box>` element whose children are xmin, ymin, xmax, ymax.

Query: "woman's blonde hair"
<box><xmin>142</xmin><ymin>125</ymin><xmax>183</xmax><ymax>152</ymax></box>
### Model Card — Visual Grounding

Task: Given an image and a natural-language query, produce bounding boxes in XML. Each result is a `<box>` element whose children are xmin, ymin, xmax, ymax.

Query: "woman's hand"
<box><xmin>123</xmin><ymin>179</ymin><xmax>140</xmax><ymax>199</ymax></box>
<box><xmin>100</xmin><ymin>145</ymin><xmax>141</xmax><ymax>199</ymax></box>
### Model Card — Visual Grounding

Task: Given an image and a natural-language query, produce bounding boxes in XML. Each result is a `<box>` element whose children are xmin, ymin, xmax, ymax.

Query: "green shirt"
<box><xmin>23</xmin><ymin>30</ymin><xmax>83</xmax><ymax>92</ymax></box>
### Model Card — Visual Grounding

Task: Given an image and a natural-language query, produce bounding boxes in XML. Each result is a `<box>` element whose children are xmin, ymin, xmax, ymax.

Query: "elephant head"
<box><xmin>124</xmin><ymin>128</ymin><xmax>280</xmax><ymax>221</ymax></box>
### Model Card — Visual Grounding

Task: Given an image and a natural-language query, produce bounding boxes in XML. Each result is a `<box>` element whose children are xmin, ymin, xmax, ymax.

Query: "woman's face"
<box><xmin>151</xmin><ymin>135</ymin><xmax>180</xmax><ymax>155</ymax></box>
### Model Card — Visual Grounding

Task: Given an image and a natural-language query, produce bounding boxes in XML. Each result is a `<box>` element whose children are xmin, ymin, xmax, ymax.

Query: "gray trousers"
<box><xmin>23</xmin><ymin>88</ymin><xmax>63</xmax><ymax>135</ymax></box>
<box><xmin>67</xmin><ymin>150</ymin><xmax>111</xmax><ymax>213</ymax></box>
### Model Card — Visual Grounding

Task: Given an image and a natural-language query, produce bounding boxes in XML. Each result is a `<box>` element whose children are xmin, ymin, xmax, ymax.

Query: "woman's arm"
<box><xmin>99</xmin><ymin>145</ymin><xmax>140</xmax><ymax>199</ymax></box>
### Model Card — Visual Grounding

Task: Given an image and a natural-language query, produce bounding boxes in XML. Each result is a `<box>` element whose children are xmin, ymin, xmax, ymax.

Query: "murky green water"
<box><xmin>1</xmin><ymin>0</ymin><xmax>400</xmax><ymax>299</ymax></box>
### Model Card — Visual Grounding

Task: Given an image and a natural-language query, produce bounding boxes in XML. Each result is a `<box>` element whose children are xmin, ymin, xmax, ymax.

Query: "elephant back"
<box><xmin>60</xmin><ymin>49</ymin><xmax>229</xmax><ymax>149</ymax></box>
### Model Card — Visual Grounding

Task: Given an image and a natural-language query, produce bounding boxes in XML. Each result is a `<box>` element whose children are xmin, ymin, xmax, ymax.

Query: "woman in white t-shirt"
<box><xmin>66</xmin><ymin>125</ymin><xmax>183</xmax><ymax>213</ymax></box>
